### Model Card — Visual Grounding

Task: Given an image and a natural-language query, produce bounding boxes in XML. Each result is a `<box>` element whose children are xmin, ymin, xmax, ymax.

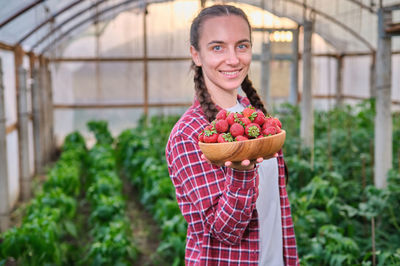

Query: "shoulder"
<box><xmin>167</xmin><ymin>104</ymin><xmax>209</xmax><ymax>150</ymax></box>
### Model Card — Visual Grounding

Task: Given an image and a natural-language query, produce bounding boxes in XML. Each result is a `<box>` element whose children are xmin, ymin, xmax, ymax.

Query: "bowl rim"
<box><xmin>198</xmin><ymin>129</ymin><xmax>286</xmax><ymax>146</ymax></box>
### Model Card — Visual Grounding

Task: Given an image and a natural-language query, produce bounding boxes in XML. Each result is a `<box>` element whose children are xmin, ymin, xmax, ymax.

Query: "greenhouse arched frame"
<box><xmin>0</xmin><ymin>0</ymin><xmax>399</xmax><ymax>234</ymax></box>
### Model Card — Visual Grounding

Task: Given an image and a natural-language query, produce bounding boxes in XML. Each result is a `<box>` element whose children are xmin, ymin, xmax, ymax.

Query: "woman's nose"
<box><xmin>225</xmin><ymin>49</ymin><xmax>239</xmax><ymax>65</ymax></box>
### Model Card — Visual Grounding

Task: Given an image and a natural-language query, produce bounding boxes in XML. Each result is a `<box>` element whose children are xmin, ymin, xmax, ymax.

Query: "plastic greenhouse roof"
<box><xmin>0</xmin><ymin>0</ymin><xmax>399</xmax><ymax>55</ymax></box>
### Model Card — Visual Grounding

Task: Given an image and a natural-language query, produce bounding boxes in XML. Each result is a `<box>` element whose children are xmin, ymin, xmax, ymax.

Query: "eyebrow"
<box><xmin>207</xmin><ymin>39</ymin><xmax>251</xmax><ymax>46</ymax></box>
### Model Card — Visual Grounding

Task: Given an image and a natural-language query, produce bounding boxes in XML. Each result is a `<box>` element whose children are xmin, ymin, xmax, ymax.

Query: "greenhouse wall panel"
<box><xmin>53</xmin><ymin>109</ymin><xmax>75</xmax><ymax>147</ymax></box>
<box><xmin>28</xmin><ymin>121</ymin><xmax>34</xmax><ymax>176</ymax></box>
<box><xmin>148</xmin><ymin>61</ymin><xmax>193</xmax><ymax>103</ymax></box>
<box><xmin>6</xmin><ymin>131</ymin><xmax>19</xmax><ymax>209</ymax></box>
<box><xmin>52</xmin><ymin>62</ymin><xmax>145</xmax><ymax>104</ymax></box>
<box><xmin>313</xmin><ymin>57</ymin><xmax>337</xmax><ymax>96</ymax></box>
<box><xmin>343</xmin><ymin>56</ymin><xmax>371</xmax><ymax>98</ymax></box>
<box><xmin>147</xmin><ymin>1</ymin><xmax>195</xmax><ymax>57</ymax></box>
<box><xmin>393</xmin><ymin>54</ymin><xmax>400</xmax><ymax>103</ymax></box>
<box><xmin>99</xmin><ymin>11</ymin><xmax>144</xmax><ymax>57</ymax></box>
<box><xmin>1</xmin><ymin>51</ymin><xmax>16</xmax><ymax>125</ymax></box>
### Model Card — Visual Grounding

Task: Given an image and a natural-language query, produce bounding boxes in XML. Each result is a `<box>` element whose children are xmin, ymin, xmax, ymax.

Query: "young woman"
<box><xmin>166</xmin><ymin>4</ymin><xmax>299</xmax><ymax>265</ymax></box>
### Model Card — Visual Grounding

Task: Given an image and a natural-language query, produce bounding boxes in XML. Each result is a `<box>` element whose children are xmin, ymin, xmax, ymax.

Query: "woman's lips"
<box><xmin>220</xmin><ymin>69</ymin><xmax>241</xmax><ymax>78</ymax></box>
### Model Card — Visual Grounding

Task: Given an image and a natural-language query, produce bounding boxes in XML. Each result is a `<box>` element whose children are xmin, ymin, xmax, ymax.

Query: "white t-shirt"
<box><xmin>226</xmin><ymin>102</ymin><xmax>284</xmax><ymax>266</ymax></box>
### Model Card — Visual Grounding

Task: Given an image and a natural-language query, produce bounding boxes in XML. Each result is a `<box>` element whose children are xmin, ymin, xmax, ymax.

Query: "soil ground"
<box><xmin>123</xmin><ymin>179</ymin><xmax>162</xmax><ymax>266</ymax></box>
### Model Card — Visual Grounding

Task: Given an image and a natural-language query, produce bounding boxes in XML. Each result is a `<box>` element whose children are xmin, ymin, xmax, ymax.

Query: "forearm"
<box><xmin>207</xmin><ymin>167</ymin><xmax>258</xmax><ymax>244</ymax></box>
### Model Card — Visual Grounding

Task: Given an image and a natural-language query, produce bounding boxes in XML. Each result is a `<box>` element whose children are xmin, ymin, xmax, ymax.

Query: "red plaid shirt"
<box><xmin>166</xmin><ymin>96</ymin><xmax>299</xmax><ymax>265</ymax></box>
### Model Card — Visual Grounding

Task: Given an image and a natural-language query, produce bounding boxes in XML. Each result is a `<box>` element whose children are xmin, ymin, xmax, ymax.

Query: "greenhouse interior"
<box><xmin>0</xmin><ymin>0</ymin><xmax>399</xmax><ymax>265</ymax></box>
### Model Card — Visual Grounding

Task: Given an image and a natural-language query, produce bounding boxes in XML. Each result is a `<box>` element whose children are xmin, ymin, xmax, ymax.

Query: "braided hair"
<box><xmin>190</xmin><ymin>4</ymin><xmax>268</xmax><ymax>122</ymax></box>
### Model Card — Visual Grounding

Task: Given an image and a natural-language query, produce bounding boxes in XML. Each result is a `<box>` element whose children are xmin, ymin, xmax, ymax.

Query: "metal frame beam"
<box><xmin>0</xmin><ymin>0</ymin><xmax>391</xmax><ymax>55</ymax></box>
<box><xmin>280</xmin><ymin>0</ymin><xmax>375</xmax><ymax>52</ymax></box>
<box><xmin>0</xmin><ymin>0</ymin><xmax>46</xmax><ymax>29</ymax></box>
<box><xmin>30</xmin><ymin>0</ymin><xmax>109</xmax><ymax>50</ymax></box>
<box><xmin>346</xmin><ymin>0</ymin><xmax>375</xmax><ymax>13</ymax></box>
<box><xmin>17</xmin><ymin>0</ymin><xmax>87</xmax><ymax>44</ymax></box>
<box><xmin>53</xmin><ymin>102</ymin><xmax>192</xmax><ymax>108</ymax></box>
<box><xmin>37</xmin><ymin>0</ymin><xmax>141</xmax><ymax>53</ymax></box>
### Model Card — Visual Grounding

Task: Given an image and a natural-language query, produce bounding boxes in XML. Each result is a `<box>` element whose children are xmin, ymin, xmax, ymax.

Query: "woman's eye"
<box><xmin>213</xmin><ymin>45</ymin><xmax>222</xmax><ymax>51</ymax></box>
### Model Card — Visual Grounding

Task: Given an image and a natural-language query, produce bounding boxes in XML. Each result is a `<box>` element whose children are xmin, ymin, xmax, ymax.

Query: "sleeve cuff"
<box><xmin>226</xmin><ymin>166</ymin><xmax>259</xmax><ymax>189</ymax></box>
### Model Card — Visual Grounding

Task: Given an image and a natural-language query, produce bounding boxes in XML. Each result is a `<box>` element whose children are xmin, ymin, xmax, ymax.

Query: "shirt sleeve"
<box><xmin>167</xmin><ymin>132</ymin><xmax>259</xmax><ymax>245</ymax></box>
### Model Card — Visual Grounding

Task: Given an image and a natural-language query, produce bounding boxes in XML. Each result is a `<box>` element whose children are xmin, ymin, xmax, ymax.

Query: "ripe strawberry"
<box><xmin>216</xmin><ymin>109</ymin><xmax>228</xmax><ymax>120</ymax></box>
<box><xmin>239</xmin><ymin>117</ymin><xmax>251</xmax><ymax>127</ymax></box>
<box><xmin>215</xmin><ymin>119</ymin><xmax>229</xmax><ymax>133</ymax></box>
<box><xmin>262</xmin><ymin>117</ymin><xmax>276</xmax><ymax>130</ymax></box>
<box><xmin>274</xmin><ymin>117</ymin><xmax>282</xmax><ymax>128</ymax></box>
<box><xmin>218</xmin><ymin>133</ymin><xmax>234</xmax><ymax>143</ymax></box>
<box><xmin>245</xmin><ymin>123</ymin><xmax>261</xmax><ymax>138</ymax></box>
<box><xmin>203</xmin><ymin>128</ymin><xmax>218</xmax><ymax>143</ymax></box>
<box><xmin>253</xmin><ymin>111</ymin><xmax>266</xmax><ymax>125</ymax></box>
<box><xmin>198</xmin><ymin>131</ymin><xmax>204</xmax><ymax>142</ymax></box>
<box><xmin>257</xmin><ymin>134</ymin><xmax>265</xmax><ymax>139</ymax></box>
<box><xmin>263</xmin><ymin>126</ymin><xmax>277</xmax><ymax>136</ymax></box>
<box><xmin>236</xmin><ymin>135</ymin><xmax>248</xmax><ymax>141</ymax></box>
<box><xmin>204</xmin><ymin>124</ymin><xmax>214</xmax><ymax>131</ymax></box>
<box><xmin>227</xmin><ymin>112</ymin><xmax>244</xmax><ymax>125</ymax></box>
<box><xmin>230</xmin><ymin>123</ymin><xmax>244</xmax><ymax>137</ymax></box>
<box><xmin>242</xmin><ymin>106</ymin><xmax>255</xmax><ymax>118</ymax></box>
<box><xmin>226</xmin><ymin>112</ymin><xmax>236</xmax><ymax>125</ymax></box>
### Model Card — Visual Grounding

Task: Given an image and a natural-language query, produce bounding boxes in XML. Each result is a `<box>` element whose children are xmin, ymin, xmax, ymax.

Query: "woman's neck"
<box><xmin>208</xmin><ymin>87</ymin><xmax>238</xmax><ymax>109</ymax></box>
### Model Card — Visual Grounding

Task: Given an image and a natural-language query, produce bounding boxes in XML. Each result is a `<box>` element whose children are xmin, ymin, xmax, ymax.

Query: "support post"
<box><xmin>370</xmin><ymin>52</ymin><xmax>376</xmax><ymax>99</ymax></box>
<box><xmin>17</xmin><ymin>67</ymin><xmax>31</xmax><ymax>200</ymax></box>
<box><xmin>300</xmin><ymin>20</ymin><xmax>314</xmax><ymax>148</ymax></box>
<box><xmin>143</xmin><ymin>7</ymin><xmax>149</xmax><ymax>118</ymax></box>
<box><xmin>45</xmin><ymin>62</ymin><xmax>54</xmax><ymax>159</ymax></box>
<box><xmin>261</xmin><ymin>41</ymin><xmax>271</xmax><ymax>109</ymax></box>
<box><xmin>335</xmin><ymin>55</ymin><xmax>344</xmax><ymax>108</ymax></box>
<box><xmin>374</xmin><ymin>8</ymin><xmax>393</xmax><ymax>188</ymax></box>
<box><xmin>31</xmin><ymin>67</ymin><xmax>43</xmax><ymax>174</ymax></box>
<box><xmin>289</xmin><ymin>28</ymin><xmax>299</xmax><ymax>105</ymax></box>
<box><xmin>0</xmin><ymin>58</ymin><xmax>10</xmax><ymax>232</ymax></box>
<box><xmin>38</xmin><ymin>56</ymin><xmax>48</xmax><ymax>166</ymax></box>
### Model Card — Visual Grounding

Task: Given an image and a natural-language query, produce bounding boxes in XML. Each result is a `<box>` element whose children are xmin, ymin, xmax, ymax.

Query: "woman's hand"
<box><xmin>224</xmin><ymin>158</ymin><xmax>263</xmax><ymax>170</ymax></box>
<box><xmin>201</xmin><ymin>154</ymin><xmax>278</xmax><ymax>170</ymax></box>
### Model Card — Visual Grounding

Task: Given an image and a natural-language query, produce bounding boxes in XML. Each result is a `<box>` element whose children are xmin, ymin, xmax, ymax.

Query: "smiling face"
<box><xmin>190</xmin><ymin>15</ymin><xmax>252</xmax><ymax>99</ymax></box>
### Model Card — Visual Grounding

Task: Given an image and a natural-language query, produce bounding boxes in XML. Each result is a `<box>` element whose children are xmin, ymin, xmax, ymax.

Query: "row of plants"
<box><xmin>0</xmin><ymin>131</ymin><xmax>87</xmax><ymax>265</ymax></box>
<box><xmin>116</xmin><ymin>116</ymin><xmax>186</xmax><ymax>266</ymax></box>
<box><xmin>279</xmin><ymin>100</ymin><xmax>400</xmax><ymax>265</ymax></box>
<box><xmin>0</xmin><ymin>121</ymin><xmax>139</xmax><ymax>266</ymax></box>
<box><xmin>82</xmin><ymin>121</ymin><xmax>138</xmax><ymax>265</ymax></box>
<box><xmin>2</xmin><ymin>100</ymin><xmax>398</xmax><ymax>265</ymax></box>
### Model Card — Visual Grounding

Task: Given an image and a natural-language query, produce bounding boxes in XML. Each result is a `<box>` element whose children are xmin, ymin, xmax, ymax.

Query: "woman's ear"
<box><xmin>190</xmin><ymin>46</ymin><xmax>202</xmax><ymax>66</ymax></box>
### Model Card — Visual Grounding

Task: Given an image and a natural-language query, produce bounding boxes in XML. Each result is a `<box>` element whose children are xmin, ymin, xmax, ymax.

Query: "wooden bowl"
<box><xmin>199</xmin><ymin>130</ymin><xmax>286</xmax><ymax>164</ymax></box>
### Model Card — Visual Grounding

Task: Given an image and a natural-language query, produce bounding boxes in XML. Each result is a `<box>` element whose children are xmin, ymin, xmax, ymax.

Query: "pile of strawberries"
<box><xmin>198</xmin><ymin>106</ymin><xmax>282</xmax><ymax>143</ymax></box>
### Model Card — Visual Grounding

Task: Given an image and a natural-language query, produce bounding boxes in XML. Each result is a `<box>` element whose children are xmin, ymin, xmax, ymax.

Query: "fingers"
<box><xmin>202</xmin><ymin>153</ymin><xmax>278</xmax><ymax>170</ymax></box>
<box><xmin>201</xmin><ymin>154</ymin><xmax>212</xmax><ymax>165</ymax></box>
<box><xmin>241</xmin><ymin>159</ymin><xmax>250</xmax><ymax>166</ymax></box>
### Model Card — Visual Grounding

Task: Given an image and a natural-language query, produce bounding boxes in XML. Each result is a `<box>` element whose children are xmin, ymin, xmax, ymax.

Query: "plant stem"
<box><xmin>372</xmin><ymin>217</ymin><xmax>376</xmax><ymax>266</ymax></box>
<box><xmin>370</xmin><ymin>139</ymin><xmax>374</xmax><ymax>184</ymax></box>
<box><xmin>362</xmin><ymin>157</ymin><xmax>366</xmax><ymax>190</ymax></box>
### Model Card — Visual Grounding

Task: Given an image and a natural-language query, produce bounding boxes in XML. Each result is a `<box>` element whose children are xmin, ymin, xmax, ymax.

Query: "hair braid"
<box><xmin>241</xmin><ymin>75</ymin><xmax>268</xmax><ymax>115</ymax></box>
<box><xmin>193</xmin><ymin>64</ymin><xmax>218</xmax><ymax>122</ymax></box>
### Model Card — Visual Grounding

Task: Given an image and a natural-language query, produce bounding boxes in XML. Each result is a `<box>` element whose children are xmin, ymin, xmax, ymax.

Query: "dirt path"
<box><xmin>123</xmin><ymin>179</ymin><xmax>162</xmax><ymax>266</ymax></box>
